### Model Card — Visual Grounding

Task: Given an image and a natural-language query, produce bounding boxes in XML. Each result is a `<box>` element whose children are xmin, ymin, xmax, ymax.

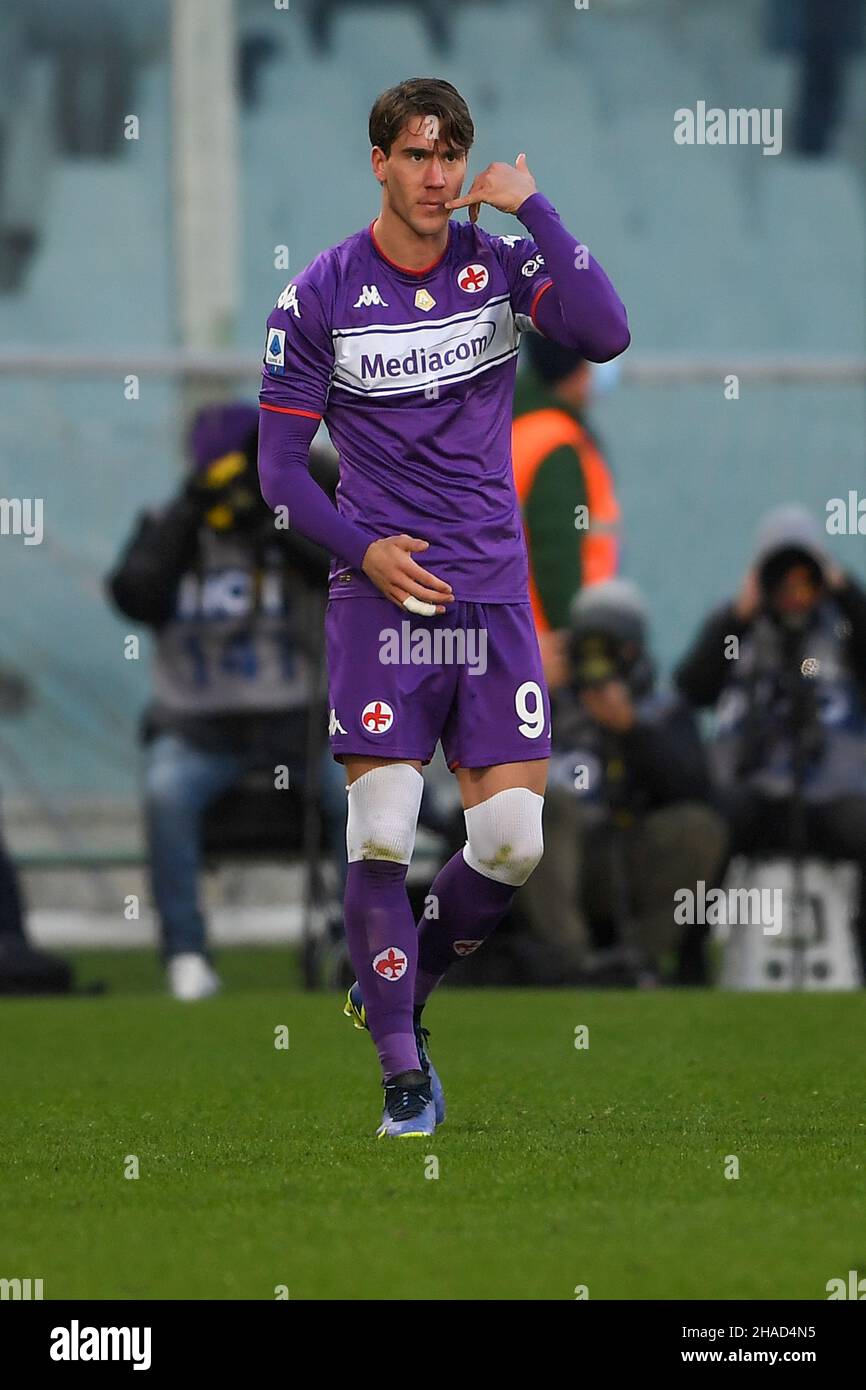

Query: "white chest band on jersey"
<box><xmin>345</xmin><ymin>763</ymin><xmax>424</xmax><ymax>865</ymax></box>
<box><xmin>463</xmin><ymin>787</ymin><xmax>545</xmax><ymax>887</ymax></box>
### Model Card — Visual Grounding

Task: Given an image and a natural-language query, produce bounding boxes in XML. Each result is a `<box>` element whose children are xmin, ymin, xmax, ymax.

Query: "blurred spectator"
<box><xmin>305</xmin><ymin>0</ymin><xmax>454</xmax><ymax>56</ymax></box>
<box><xmin>768</xmin><ymin>0</ymin><xmax>864</xmax><ymax>157</ymax></box>
<box><xmin>513</xmin><ymin>335</ymin><xmax>621</xmax><ymax>692</ymax></box>
<box><xmin>518</xmin><ymin>579</ymin><xmax>727</xmax><ymax>985</ymax></box>
<box><xmin>238</xmin><ymin>32</ymin><xmax>280</xmax><ymax>107</ymax></box>
<box><xmin>0</xmin><ymin>837</ymin><xmax>26</xmax><ymax>940</ymax></box>
<box><xmin>0</xmin><ymin>666</ymin><xmax>34</xmax><ymax>940</ymax></box>
<box><xmin>105</xmin><ymin>403</ymin><xmax>347</xmax><ymax>1000</ymax></box>
<box><xmin>0</xmin><ymin>667</ymin><xmax>73</xmax><ymax>993</ymax></box>
<box><xmin>675</xmin><ymin>504</ymin><xmax>866</xmax><ymax>974</ymax></box>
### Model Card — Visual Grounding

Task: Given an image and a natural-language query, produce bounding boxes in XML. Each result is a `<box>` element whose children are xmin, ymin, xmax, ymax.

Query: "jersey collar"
<box><xmin>368</xmin><ymin>218</ymin><xmax>453</xmax><ymax>280</ymax></box>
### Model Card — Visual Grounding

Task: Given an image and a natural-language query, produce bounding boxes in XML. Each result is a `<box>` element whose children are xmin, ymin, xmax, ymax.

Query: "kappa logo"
<box><xmin>276</xmin><ymin>282</ymin><xmax>301</xmax><ymax>317</ymax></box>
<box><xmin>353</xmin><ymin>284</ymin><xmax>389</xmax><ymax>308</ymax></box>
<box><xmin>453</xmin><ymin>939</ymin><xmax>483</xmax><ymax>956</ymax></box>
<box><xmin>520</xmin><ymin>255</ymin><xmax>545</xmax><ymax>277</ymax></box>
<box><xmin>328</xmin><ymin>708</ymin><xmax>347</xmax><ymax>736</ymax></box>
<box><xmin>457</xmin><ymin>262</ymin><xmax>489</xmax><ymax>293</ymax></box>
<box><xmin>373</xmin><ymin>946</ymin><xmax>408</xmax><ymax>980</ymax></box>
<box><xmin>361</xmin><ymin>700</ymin><xmax>394</xmax><ymax>734</ymax></box>
<box><xmin>497</xmin><ymin>234</ymin><xmax>522</xmax><ymax>247</ymax></box>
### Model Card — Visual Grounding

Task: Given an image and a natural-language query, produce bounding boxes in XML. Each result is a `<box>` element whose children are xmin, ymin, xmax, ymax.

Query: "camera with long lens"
<box><xmin>196</xmin><ymin>449</ymin><xmax>262</xmax><ymax>532</ymax></box>
<box><xmin>568</xmin><ymin>630</ymin><xmax>628</xmax><ymax>692</ymax></box>
<box><xmin>566</xmin><ymin>580</ymin><xmax>654</xmax><ymax>699</ymax></box>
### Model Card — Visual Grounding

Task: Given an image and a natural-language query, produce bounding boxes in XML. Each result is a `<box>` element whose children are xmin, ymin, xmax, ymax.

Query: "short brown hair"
<box><xmin>369</xmin><ymin>78</ymin><xmax>474</xmax><ymax>157</ymax></box>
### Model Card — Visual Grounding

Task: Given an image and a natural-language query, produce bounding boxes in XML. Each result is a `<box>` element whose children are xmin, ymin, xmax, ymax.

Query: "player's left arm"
<box><xmin>445</xmin><ymin>154</ymin><xmax>630</xmax><ymax>362</ymax></box>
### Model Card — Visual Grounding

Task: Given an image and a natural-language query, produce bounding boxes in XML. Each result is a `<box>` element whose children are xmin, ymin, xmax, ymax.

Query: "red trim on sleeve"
<box><xmin>529</xmin><ymin>278</ymin><xmax>554</xmax><ymax>327</ymax></box>
<box><xmin>259</xmin><ymin>403</ymin><xmax>322</xmax><ymax>420</ymax></box>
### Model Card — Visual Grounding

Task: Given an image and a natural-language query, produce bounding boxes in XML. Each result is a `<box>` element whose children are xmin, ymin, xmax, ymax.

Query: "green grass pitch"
<box><xmin>1</xmin><ymin>948</ymin><xmax>864</xmax><ymax>1300</ymax></box>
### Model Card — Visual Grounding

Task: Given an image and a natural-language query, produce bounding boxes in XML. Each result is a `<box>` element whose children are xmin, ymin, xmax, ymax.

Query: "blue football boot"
<box><xmin>377</xmin><ymin>1070</ymin><xmax>436</xmax><ymax>1139</ymax></box>
<box><xmin>343</xmin><ymin>982</ymin><xmax>446</xmax><ymax>1126</ymax></box>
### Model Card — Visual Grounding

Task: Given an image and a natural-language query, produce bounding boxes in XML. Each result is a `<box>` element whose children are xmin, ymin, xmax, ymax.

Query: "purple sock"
<box><xmin>415</xmin><ymin>849</ymin><xmax>516</xmax><ymax>1010</ymax></box>
<box><xmin>343</xmin><ymin>859</ymin><xmax>420</xmax><ymax>1080</ymax></box>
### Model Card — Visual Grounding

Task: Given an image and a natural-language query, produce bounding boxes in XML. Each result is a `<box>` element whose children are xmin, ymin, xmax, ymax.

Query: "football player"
<box><xmin>258</xmin><ymin>78</ymin><xmax>629</xmax><ymax>1137</ymax></box>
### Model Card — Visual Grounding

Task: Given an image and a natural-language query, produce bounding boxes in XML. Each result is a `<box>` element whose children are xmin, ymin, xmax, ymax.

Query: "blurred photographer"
<box><xmin>106</xmin><ymin>402</ymin><xmax>348</xmax><ymax>999</ymax></box>
<box><xmin>0</xmin><ymin>667</ymin><xmax>73</xmax><ymax>993</ymax></box>
<box><xmin>675</xmin><ymin>504</ymin><xmax>866</xmax><ymax>972</ymax></box>
<box><xmin>519</xmin><ymin>579</ymin><xmax>726</xmax><ymax>985</ymax></box>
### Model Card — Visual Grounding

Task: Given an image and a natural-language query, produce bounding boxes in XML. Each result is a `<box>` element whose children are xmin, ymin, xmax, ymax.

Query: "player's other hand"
<box><xmin>444</xmin><ymin>153</ymin><xmax>536</xmax><ymax>224</ymax></box>
<box><xmin>361</xmin><ymin>535</ymin><xmax>454</xmax><ymax>614</ymax></box>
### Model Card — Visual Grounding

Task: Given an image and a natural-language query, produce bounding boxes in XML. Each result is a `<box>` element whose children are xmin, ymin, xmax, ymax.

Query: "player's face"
<box><xmin>374</xmin><ymin>114</ymin><xmax>467</xmax><ymax>236</ymax></box>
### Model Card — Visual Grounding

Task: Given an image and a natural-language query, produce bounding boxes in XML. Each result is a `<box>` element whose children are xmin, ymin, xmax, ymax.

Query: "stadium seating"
<box><xmin>0</xmin><ymin>0</ymin><xmax>864</xmax><ymax>806</ymax></box>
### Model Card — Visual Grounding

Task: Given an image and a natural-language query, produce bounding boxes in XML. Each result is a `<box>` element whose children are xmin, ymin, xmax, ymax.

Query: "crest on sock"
<box><xmin>372</xmin><ymin>946</ymin><xmax>408</xmax><ymax>980</ymax></box>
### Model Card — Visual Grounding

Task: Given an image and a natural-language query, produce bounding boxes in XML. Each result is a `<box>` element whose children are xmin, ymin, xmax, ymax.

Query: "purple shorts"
<box><xmin>325</xmin><ymin>596</ymin><xmax>551</xmax><ymax>770</ymax></box>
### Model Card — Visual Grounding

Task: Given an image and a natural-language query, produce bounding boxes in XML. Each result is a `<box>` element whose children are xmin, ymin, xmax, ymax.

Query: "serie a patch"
<box><xmin>265</xmin><ymin>327</ymin><xmax>286</xmax><ymax>372</ymax></box>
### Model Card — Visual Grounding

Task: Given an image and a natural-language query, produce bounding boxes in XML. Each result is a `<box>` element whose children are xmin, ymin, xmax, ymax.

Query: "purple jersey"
<box><xmin>260</xmin><ymin>214</ymin><xmax>555</xmax><ymax>603</ymax></box>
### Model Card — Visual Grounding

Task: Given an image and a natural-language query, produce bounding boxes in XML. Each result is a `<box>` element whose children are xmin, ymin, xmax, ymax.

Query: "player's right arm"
<box><xmin>258</xmin><ymin>269</ymin><xmax>453</xmax><ymax>612</ymax></box>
